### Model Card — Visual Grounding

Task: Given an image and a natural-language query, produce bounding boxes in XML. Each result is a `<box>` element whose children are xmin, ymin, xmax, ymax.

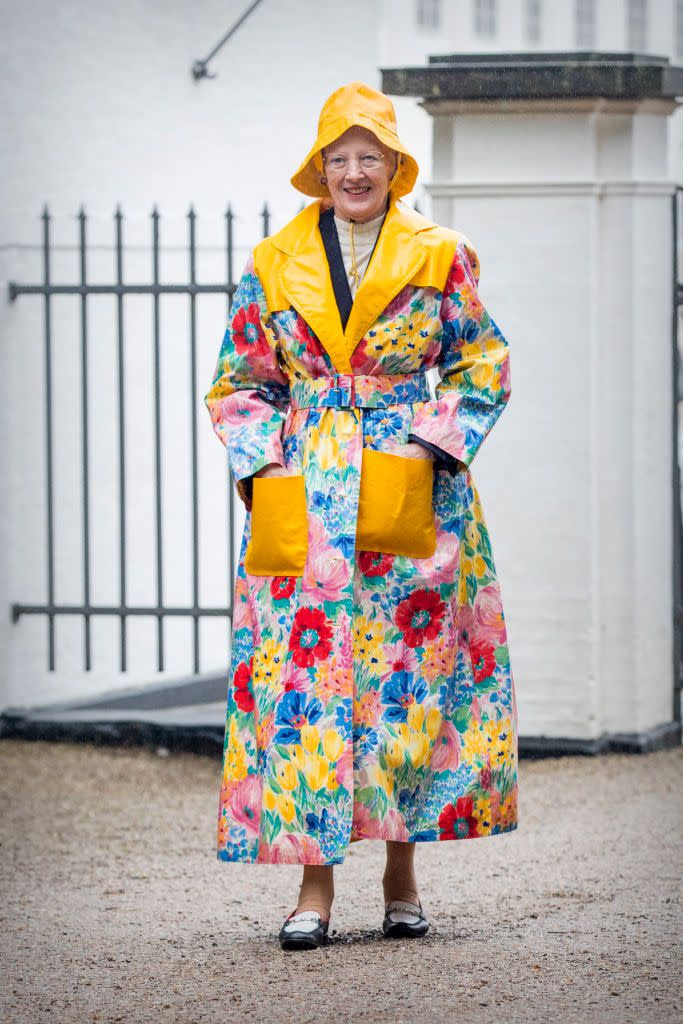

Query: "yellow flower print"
<box><xmin>315</xmin><ymin>434</ymin><xmax>340</xmax><ymax>471</ymax></box>
<box><xmin>263</xmin><ymin>786</ymin><xmax>277</xmax><ymax>811</ymax></box>
<box><xmin>353</xmin><ymin>616</ymin><xmax>387</xmax><ymax>672</ymax></box>
<box><xmin>474</xmin><ymin>555</ymin><xmax>488</xmax><ymax>578</ymax></box>
<box><xmin>465</xmin><ymin>521</ymin><xmax>479</xmax><ymax>547</ymax></box>
<box><xmin>386</xmin><ymin>740</ymin><xmax>405</xmax><ymax>769</ymax></box>
<box><xmin>458</xmin><ymin>567</ymin><xmax>469</xmax><ymax>605</ymax></box>
<box><xmin>472</xmin><ymin>794</ymin><xmax>493</xmax><ymax>836</ymax></box>
<box><xmin>289</xmin><ymin>744</ymin><xmax>307</xmax><ymax>771</ymax></box>
<box><xmin>467</xmin><ymin>360</ymin><xmax>497</xmax><ymax>391</ymax></box>
<box><xmin>252</xmin><ymin>639</ymin><xmax>284</xmax><ymax>689</ymax></box>
<box><xmin>301</xmin><ymin>724</ymin><xmax>320</xmax><ymax>754</ymax></box>
<box><xmin>373</xmin><ymin>765</ymin><xmax>394</xmax><ymax>796</ymax></box>
<box><xmin>407</xmin><ymin>702</ymin><xmax>425</xmax><ymax>732</ymax></box>
<box><xmin>277</xmin><ymin>761</ymin><xmax>298</xmax><ymax>791</ymax></box>
<box><xmin>426</xmin><ymin>707</ymin><xmax>443</xmax><ymax>740</ymax></box>
<box><xmin>461</xmin><ymin>721</ymin><xmax>489</xmax><ymax>766</ymax></box>
<box><xmin>276</xmin><ymin>792</ymin><xmax>296</xmax><ymax>824</ymax></box>
<box><xmin>327</xmin><ymin>768</ymin><xmax>339</xmax><ymax>790</ymax></box>
<box><xmin>407</xmin><ymin>731</ymin><xmax>430</xmax><ymax>769</ymax></box>
<box><xmin>225</xmin><ymin>717</ymin><xmax>248</xmax><ymax>782</ymax></box>
<box><xmin>485</xmin><ymin>717</ymin><xmax>515</xmax><ymax>766</ymax></box>
<box><xmin>322</xmin><ymin>728</ymin><xmax>344</xmax><ymax>763</ymax></box>
<box><xmin>304</xmin><ymin>754</ymin><xmax>328</xmax><ymax>791</ymax></box>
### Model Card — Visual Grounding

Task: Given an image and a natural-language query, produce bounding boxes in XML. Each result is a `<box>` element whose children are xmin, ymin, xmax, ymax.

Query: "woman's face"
<box><xmin>321</xmin><ymin>126</ymin><xmax>398</xmax><ymax>223</ymax></box>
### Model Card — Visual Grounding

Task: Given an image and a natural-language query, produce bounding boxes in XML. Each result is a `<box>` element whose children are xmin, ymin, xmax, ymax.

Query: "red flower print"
<box><xmin>469</xmin><ymin>636</ymin><xmax>496</xmax><ymax>683</ymax></box>
<box><xmin>358</xmin><ymin>551</ymin><xmax>394</xmax><ymax>577</ymax></box>
<box><xmin>271</xmin><ymin>576</ymin><xmax>296</xmax><ymax>600</ymax></box>
<box><xmin>395</xmin><ymin>589</ymin><xmax>446</xmax><ymax>649</ymax></box>
<box><xmin>232</xmin><ymin>303</ymin><xmax>270</xmax><ymax>360</ymax></box>
<box><xmin>292</xmin><ymin>317</ymin><xmax>326</xmax><ymax>358</ymax></box>
<box><xmin>448</xmin><ymin>258</ymin><xmax>466</xmax><ymax>287</ymax></box>
<box><xmin>438</xmin><ymin>797</ymin><xmax>479</xmax><ymax>840</ymax></box>
<box><xmin>289</xmin><ymin>607</ymin><xmax>333</xmax><ymax>668</ymax></box>
<box><xmin>233</xmin><ymin>660</ymin><xmax>254</xmax><ymax>712</ymax></box>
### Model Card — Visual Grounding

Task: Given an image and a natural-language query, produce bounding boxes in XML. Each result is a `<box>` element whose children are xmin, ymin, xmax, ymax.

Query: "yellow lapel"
<box><xmin>343</xmin><ymin>195</ymin><xmax>428</xmax><ymax>361</ymax></box>
<box><xmin>277</xmin><ymin>202</ymin><xmax>352</xmax><ymax>375</ymax></box>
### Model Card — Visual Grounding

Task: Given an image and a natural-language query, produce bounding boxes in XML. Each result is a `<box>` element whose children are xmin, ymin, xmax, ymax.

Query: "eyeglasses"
<box><xmin>322</xmin><ymin>152</ymin><xmax>386</xmax><ymax>172</ymax></box>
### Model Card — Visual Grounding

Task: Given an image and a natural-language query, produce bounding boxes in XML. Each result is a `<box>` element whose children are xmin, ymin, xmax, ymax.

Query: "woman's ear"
<box><xmin>390</xmin><ymin>152</ymin><xmax>401</xmax><ymax>181</ymax></box>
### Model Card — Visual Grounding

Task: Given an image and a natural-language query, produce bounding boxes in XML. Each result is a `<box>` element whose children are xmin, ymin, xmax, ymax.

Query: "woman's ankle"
<box><xmin>295</xmin><ymin>865</ymin><xmax>335</xmax><ymax>919</ymax></box>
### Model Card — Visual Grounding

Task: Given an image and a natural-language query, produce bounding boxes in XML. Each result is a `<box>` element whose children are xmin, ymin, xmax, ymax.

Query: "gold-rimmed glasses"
<box><xmin>322</xmin><ymin>152</ymin><xmax>387</xmax><ymax>172</ymax></box>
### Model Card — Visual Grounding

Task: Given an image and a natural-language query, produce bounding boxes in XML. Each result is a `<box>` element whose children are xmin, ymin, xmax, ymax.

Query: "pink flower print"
<box><xmin>431</xmin><ymin>720</ymin><xmax>460</xmax><ymax>772</ymax></box>
<box><xmin>352</xmin><ymin>801</ymin><xmax>382</xmax><ymax>839</ymax></box>
<box><xmin>381</xmin><ymin>641</ymin><xmax>419</xmax><ymax>680</ymax></box>
<box><xmin>218</xmin><ymin>391</ymin><xmax>274</xmax><ymax>429</ymax></box>
<box><xmin>279</xmin><ymin>658</ymin><xmax>310</xmax><ymax>693</ymax></box>
<box><xmin>232</xmin><ymin>575</ymin><xmax>252</xmax><ymax>632</ymax></box>
<box><xmin>382</xmin><ymin>809</ymin><xmax>410</xmax><ymax>842</ymax></box>
<box><xmin>305</xmin><ymin>513</ymin><xmax>329</xmax><ymax>563</ymax></box>
<box><xmin>264</xmin><ymin>834</ymin><xmax>326</xmax><ymax>864</ymax></box>
<box><xmin>474</xmin><ymin>584</ymin><xmax>507</xmax><ymax>646</ymax></box>
<box><xmin>302</xmin><ymin>553</ymin><xmax>349</xmax><ymax>602</ymax></box>
<box><xmin>335</xmin><ymin>748</ymin><xmax>354</xmax><ymax>794</ymax></box>
<box><xmin>413</xmin><ymin>533</ymin><xmax>460</xmax><ymax>583</ymax></box>
<box><xmin>227</xmin><ymin>775</ymin><xmax>261</xmax><ymax>836</ymax></box>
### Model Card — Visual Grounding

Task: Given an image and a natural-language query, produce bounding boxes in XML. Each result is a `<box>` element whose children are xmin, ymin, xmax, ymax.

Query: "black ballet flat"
<box><xmin>278</xmin><ymin>909</ymin><xmax>330</xmax><ymax>950</ymax></box>
<box><xmin>382</xmin><ymin>899</ymin><xmax>430</xmax><ymax>939</ymax></box>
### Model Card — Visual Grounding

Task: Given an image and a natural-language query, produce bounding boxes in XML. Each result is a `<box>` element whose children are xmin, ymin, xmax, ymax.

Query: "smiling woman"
<box><xmin>204</xmin><ymin>80</ymin><xmax>519</xmax><ymax>951</ymax></box>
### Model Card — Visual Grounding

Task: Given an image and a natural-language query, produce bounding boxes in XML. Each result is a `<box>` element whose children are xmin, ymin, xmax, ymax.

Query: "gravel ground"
<box><xmin>0</xmin><ymin>739</ymin><xmax>681</xmax><ymax>1024</ymax></box>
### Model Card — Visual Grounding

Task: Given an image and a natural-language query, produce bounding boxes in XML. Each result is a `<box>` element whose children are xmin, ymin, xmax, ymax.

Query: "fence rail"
<box><xmin>8</xmin><ymin>203</ymin><xmax>273</xmax><ymax>673</ymax></box>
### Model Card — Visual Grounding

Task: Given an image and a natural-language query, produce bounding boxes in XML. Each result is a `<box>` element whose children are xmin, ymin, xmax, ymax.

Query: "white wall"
<box><xmin>428</xmin><ymin>97</ymin><xmax>676</xmax><ymax>739</ymax></box>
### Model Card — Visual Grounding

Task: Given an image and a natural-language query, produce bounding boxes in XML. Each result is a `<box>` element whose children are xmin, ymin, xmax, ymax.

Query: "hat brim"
<box><xmin>290</xmin><ymin>112</ymin><xmax>419</xmax><ymax>199</ymax></box>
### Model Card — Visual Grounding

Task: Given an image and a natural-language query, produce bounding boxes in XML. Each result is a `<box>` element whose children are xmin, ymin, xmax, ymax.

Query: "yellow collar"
<box><xmin>271</xmin><ymin>194</ymin><xmax>435</xmax><ymax>374</ymax></box>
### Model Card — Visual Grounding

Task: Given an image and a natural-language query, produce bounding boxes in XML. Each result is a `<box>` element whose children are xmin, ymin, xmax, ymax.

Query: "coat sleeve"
<box><xmin>204</xmin><ymin>253</ymin><xmax>290</xmax><ymax>500</ymax></box>
<box><xmin>407</xmin><ymin>235</ymin><xmax>511</xmax><ymax>470</ymax></box>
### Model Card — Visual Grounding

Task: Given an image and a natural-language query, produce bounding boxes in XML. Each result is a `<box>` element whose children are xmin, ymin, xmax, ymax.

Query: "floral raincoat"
<box><xmin>204</xmin><ymin>191</ymin><xmax>519</xmax><ymax>864</ymax></box>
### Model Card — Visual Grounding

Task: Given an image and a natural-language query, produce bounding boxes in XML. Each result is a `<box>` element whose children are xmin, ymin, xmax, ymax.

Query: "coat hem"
<box><xmin>216</xmin><ymin>820</ymin><xmax>519</xmax><ymax>865</ymax></box>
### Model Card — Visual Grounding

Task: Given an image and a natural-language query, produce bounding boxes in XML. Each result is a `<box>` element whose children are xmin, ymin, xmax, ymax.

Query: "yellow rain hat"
<box><xmin>290</xmin><ymin>81</ymin><xmax>419</xmax><ymax>199</ymax></box>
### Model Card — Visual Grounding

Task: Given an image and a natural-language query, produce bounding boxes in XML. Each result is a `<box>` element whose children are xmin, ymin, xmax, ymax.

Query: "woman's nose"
<box><xmin>343</xmin><ymin>159</ymin><xmax>368</xmax><ymax>178</ymax></box>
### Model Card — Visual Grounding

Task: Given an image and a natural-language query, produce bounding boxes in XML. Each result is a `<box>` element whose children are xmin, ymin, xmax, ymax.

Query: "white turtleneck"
<box><xmin>333</xmin><ymin>208</ymin><xmax>386</xmax><ymax>297</ymax></box>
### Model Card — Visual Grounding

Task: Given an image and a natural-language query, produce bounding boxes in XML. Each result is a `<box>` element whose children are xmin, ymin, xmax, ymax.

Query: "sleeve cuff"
<box><xmin>407</xmin><ymin>434</ymin><xmax>465</xmax><ymax>476</ymax></box>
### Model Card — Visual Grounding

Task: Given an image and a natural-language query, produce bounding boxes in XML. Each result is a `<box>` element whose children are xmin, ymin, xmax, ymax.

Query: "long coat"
<box><xmin>205</xmin><ymin>193</ymin><xmax>519</xmax><ymax>864</ymax></box>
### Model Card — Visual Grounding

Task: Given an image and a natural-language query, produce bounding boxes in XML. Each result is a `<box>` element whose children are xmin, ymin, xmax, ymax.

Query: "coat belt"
<box><xmin>289</xmin><ymin>372</ymin><xmax>431</xmax><ymax>409</ymax></box>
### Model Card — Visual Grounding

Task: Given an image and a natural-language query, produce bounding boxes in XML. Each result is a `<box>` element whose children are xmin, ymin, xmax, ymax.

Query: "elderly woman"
<box><xmin>204</xmin><ymin>81</ymin><xmax>519</xmax><ymax>950</ymax></box>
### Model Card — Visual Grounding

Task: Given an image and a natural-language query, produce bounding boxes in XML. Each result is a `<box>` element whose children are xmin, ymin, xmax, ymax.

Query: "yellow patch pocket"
<box><xmin>244</xmin><ymin>474</ymin><xmax>308</xmax><ymax>577</ymax></box>
<box><xmin>356</xmin><ymin>448</ymin><xmax>437</xmax><ymax>559</ymax></box>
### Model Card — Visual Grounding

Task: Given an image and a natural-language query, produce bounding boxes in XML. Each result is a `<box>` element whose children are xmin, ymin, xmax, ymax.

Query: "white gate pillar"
<box><xmin>384</xmin><ymin>53</ymin><xmax>683</xmax><ymax>750</ymax></box>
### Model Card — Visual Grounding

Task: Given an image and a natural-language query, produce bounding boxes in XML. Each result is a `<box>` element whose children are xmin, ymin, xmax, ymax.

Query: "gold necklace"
<box><xmin>349</xmin><ymin>220</ymin><xmax>360</xmax><ymax>292</ymax></box>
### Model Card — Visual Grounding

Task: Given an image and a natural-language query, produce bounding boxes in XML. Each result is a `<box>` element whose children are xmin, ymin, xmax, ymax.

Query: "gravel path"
<box><xmin>1</xmin><ymin>739</ymin><xmax>681</xmax><ymax>1024</ymax></box>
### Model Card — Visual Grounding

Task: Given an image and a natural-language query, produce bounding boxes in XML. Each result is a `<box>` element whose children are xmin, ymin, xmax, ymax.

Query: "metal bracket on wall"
<box><xmin>192</xmin><ymin>0</ymin><xmax>265</xmax><ymax>81</ymax></box>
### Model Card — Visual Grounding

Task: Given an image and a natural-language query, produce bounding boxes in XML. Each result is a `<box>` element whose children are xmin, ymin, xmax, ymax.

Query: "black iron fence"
<box><xmin>8</xmin><ymin>203</ymin><xmax>274</xmax><ymax>674</ymax></box>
